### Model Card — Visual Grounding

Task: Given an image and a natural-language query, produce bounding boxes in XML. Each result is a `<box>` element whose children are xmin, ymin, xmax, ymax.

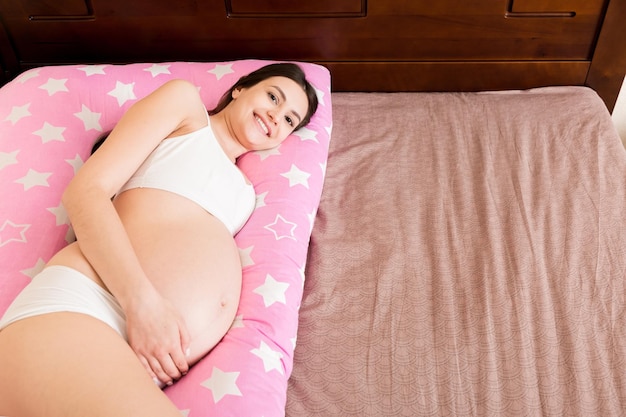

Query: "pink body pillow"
<box><xmin>0</xmin><ymin>59</ymin><xmax>332</xmax><ymax>416</ymax></box>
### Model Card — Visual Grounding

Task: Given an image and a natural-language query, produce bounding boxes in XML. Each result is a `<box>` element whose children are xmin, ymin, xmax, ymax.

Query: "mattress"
<box><xmin>287</xmin><ymin>87</ymin><xmax>626</xmax><ymax>416</ymax></box>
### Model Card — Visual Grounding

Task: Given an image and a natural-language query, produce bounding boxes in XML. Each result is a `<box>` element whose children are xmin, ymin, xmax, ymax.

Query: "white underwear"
<box><xmin>0</xmin><ymin>265</ymin><xmax>127</xmax><ymax>339</ymax></box>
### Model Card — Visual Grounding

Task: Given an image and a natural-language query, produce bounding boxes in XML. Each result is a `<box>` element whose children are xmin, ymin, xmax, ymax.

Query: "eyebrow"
<box><xmin>272</xmin><ymin>85</ymin><xmax>303</xmax><ymax>124</ymax></box>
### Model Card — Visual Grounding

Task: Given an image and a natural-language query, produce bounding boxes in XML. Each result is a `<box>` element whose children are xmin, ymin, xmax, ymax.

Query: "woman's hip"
<box><xmin>0</xmin><ymin>265</ymin><xmax>127</xmax><ymax>338</ymax></box>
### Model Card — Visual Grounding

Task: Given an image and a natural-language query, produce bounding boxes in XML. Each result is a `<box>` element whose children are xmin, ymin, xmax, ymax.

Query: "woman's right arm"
<box><xmin>62</xmin><ymin>79</ymin><xmax>205</xmax><ymax>385</ymax></box>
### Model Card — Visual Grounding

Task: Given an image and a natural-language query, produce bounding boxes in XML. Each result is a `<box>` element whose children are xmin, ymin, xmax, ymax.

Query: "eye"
<box><xmin>285</xmin><ymin>115</ymin><xmax>294</xmax><ymax>127</ymax></box>
<box><xmin>268</xmin><ymin>92</ymin><xmax>278</xmax><ymax>104</ymax></box>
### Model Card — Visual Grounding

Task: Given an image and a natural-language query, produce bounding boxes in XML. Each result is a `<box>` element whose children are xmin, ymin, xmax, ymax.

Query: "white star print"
<box><xmin>314</xmin><ymin>85</ymin><xmax>326</xmax><ymax>106</ymax></box>
<box><xmin>39</xmin><ymin>78</ymin><xmax>69</xmax><ymax>96</ymax></box>
<box><xmin>74</xmin><ymin>104</ymin><xmax>102</xmax><ymax>131</ymax></box>
<box><xmin>253</xmin><ymin>274</ymin><xmax>289</xmax><ymax>307</ymax></box>
<box><xmin>325</xmin><ymin>124</ymin><xmax>332</xmax><ymax>136</ymax></box>
<box><xmin>319</xmin><ymin>160</ymin><xmax>327</xmax><ymax>176</ymax></box>
<box><xmin>251</xmin><ymin>340</ymin><xmax>284</xmax><ymax>375</ymax></box>
<box><xmin>200</xmin><ymin>367</ymin><xmax>242</xmax><ymax>403</ymax></box>
<box><xmin>293</xmin><ymin>126</ymin><xmax>318</xmax><ymax>143</ymax></box>
<box><xmin>255</xmin><ymin>191</ymin><xmax>268</xmax><ymax>209</ymax></box>
<box><xmin>66</xmin><ymin>154</ymin><xmax>84</xmax><ymax>174</ymax></box>
<box><xmin>0</xmin><ymin>220</ymin><xmax>30</xmax><ymax>247</ymax></box>
<box><xmin>281</xmin><ymin>164</ymin><xmax>310</xmax><ymax>188</ymax></box>
<box><xmin>47</xmin><ymin>202</ymin><xmax>69</xmax><ymax>226</ymax></box>
<box><xmin>298</xmin><ymin>264</ymin><xmax>306</xmax><ymax>290</ymax></box>
<box><xmin>21</xmin><ymin>258</ymin><xmax>46</xmax><ymax>278</ymax></box>
<box><xmin>255</xmin><ymin>146</ymin><xmax>281</xmax><ymax>160</ymax></box>
<box><xmin>296</xmin><ymin>265</ymin><xmax>306</xmax><ymax>291</ymax></box>
<box><xmin>239</xmin><ymin>245</ymin><xmax>255</xmax><ymax>267</ymax></box>
<box><xmin>65</xmin><ymin>225</ymin><xmax>76</xmax><ymax>244</ymax></box>
<box><xmin>78</xmin><ymin>65</ymin><xmax>107</xmax><ymax>76</ymax></box>
<box><xmin>230</xmin><ymin>314</ymin><xmax>245</xmax><ymax>330</ymax></box>
<box><xmin>264</xmin><ymin>214</ymin><xmax>297</xmax><ymax>241</ymax></box>
<box><xmin>0</xmin><ymin>150</ymin><xmax>19</xmax><ymax>170</ymax></box>
<box><xmin>33</xmin><ymin>122</ymin><xmax>66</xmax><ymax>143</ymax></box>
<box><xmin>107</xmin><ymin>81</ymin><xmax>136</xmax><ymax>106</ymax></box>
<box><xmin>179</xmin><ymin>410</ymin><xmax>190</xmax><ymax>417</ymax></box>
<box><xmin>16</xmin><ymin>69</ymin><xmax>40</xmax><ymax>83</ymax></box>
<box><xmin>208</xmin><ymin>64</ymin><xmax>234</xmax><ymax>80</ymax></box>
<box><xmin>307</xmin><ymin>208</ymin><xmax>317</xmax><ymax>232</ymax></box>
<box><xmin>14</xmin><ymin>169</ymin><xmax>51</xmax><ymax>190</ymax></box>
<box><xmin>4</xmin><ymin>103</ymin><xmax>31</xmax><ymax>125</ymax></box>
<box><xmin>144</xmin><ymin>63</ymin><xmax>171</xmax><ymax>77</ymax></box>
<box><xmin>298</xmin><ymin>265</ymin><xmax>306</xmax><ymax>282</ymax></box>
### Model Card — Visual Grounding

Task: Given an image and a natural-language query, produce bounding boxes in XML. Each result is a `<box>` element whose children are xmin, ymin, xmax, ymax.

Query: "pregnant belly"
<box><xmin>129</xmin><ymin>217</ymin><xmax>243</xmax><ymax>362</ymax></box>
<box><xmin>50</xmin><ymin>189</ymin><xmax>244</xmax><ymax>363</ymax></box>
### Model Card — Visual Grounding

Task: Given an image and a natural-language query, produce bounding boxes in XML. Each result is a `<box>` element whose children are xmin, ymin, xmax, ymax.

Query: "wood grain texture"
<box><xmin>0</xmin><ymin>0</ymin><xmax>623</xmax><ymax>109</ymax></box>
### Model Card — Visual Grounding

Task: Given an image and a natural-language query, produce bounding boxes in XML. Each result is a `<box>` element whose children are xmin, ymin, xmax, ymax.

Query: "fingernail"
<box><xmin>166</xmin><ymin>381</ymin><xmax>173</xmax><ymax>386</ymax></box>
<box><xmin>152</xmin><ymin>377</ymin><xmax>160</xmax><ymax>386</ymax></box>
<box><xmin>185</xmin><ymin>347</ymin><xmax>191</xmax><ymax>357</ymax></box>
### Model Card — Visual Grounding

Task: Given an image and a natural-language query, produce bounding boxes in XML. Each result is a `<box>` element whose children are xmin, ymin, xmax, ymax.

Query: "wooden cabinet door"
<box><xmin>0</xmin><ymin>0</ymin><xmax>608</xmax><ymax>64</ymax></box>
<box><xmin>0</xmin><ymin>0</ymin><xmax>614</xmax><ymax>93</ymax></box>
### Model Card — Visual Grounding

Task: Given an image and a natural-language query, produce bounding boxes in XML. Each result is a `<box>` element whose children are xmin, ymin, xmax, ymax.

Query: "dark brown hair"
<box><xmin>92</xmin><ymin>63</ymin><xmax>319</xmax><ymax>155</ymax></box>
<box><xmin>208</xmin><ymin>62</ymin><xmax>319</xmax><ymax>131</ymax></box>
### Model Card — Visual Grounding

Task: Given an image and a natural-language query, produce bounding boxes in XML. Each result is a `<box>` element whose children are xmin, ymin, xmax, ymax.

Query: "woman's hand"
<box><xmin>124</xmin><ymin>290</ymin><xmax>191</xmax><ymax>386</ymax></box>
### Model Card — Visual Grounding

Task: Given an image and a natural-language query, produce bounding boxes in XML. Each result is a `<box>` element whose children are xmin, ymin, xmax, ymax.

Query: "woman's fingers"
<box><xmin>169</xmin><ymin>348</ymin><xmax>189</xmax><ymax>378</ymax></box>
<box><xmin>178</xmin><ymin>318</ymin><xmax>192</xmax><ymax>369</ymax></box>
<box><xmin>137</xmin><ymin>354</ymin><xmax>160</xmax><ymax>384</ymax></box>
<box><xmin>144</xmin><ymin>337</ymin><xmax>191</xmax><ymax>385</ymax></box>
<box><xmin>148</xmin><ymin>354</ymin><xmax>178</xmax><ymax>386</ymax></box>
<box><xmin>144</xmin><ymin>338</ymin><xmax>190</xmax><ymax>386</ymax></box>
<box><xmin>125</xmin><ymin>293</ymin><xmax>191</xmax><ymax>386</ymax></box>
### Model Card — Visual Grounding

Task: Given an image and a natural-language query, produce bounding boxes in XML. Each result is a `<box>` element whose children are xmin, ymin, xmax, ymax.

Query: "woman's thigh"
<box><xmin>0</xmin><ymin>313</ymin><xmax>182</xmax><ymax>417</ymax></box>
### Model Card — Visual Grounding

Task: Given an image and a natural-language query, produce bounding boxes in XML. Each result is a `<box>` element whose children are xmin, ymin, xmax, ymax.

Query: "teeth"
<box><xmin>255</xmin><ymin>115</ymin><xmax>269</xmax><ymax>135</ymax></box>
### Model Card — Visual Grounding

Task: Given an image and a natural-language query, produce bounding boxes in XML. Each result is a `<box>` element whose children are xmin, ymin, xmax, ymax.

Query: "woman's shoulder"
<box><xmin>152</xmin><ymin>79</ymin><xmax>208</xmax><ymax>132</ymax></box>
<box><xmin>155</xmin><ymin>79</ymin><xmax>203</xmax><ymax>106</ymax></box>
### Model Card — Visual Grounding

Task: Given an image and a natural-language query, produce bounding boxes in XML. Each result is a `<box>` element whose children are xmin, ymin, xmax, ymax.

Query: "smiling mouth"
<box><xmin>255</xmin><ymin>114</ymin><xmax>270</xmax><ymax>136</ymax></box>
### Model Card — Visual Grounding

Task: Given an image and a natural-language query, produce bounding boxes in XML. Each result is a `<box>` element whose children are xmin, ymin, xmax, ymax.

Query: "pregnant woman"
<box><xmin>0</xmin><ymin>63</ymin><xmax>318</xmax><ymax>417</ymax></box>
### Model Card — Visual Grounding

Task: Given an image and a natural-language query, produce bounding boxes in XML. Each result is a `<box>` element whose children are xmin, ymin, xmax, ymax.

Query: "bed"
<box><xmin>1</xmin><ymin>0</ymin><xmax>626</xmax><ymax>416</ymax></box>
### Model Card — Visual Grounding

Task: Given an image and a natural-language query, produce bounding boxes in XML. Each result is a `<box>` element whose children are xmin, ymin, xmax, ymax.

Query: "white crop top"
<box><xmin>116</xmin><ymin>114</ymin><xmax>255</xmax><ymax>235</ymax></box>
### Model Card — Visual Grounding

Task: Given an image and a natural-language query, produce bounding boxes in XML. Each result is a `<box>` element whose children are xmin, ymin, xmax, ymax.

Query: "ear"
<box><xmin>232</xmin><ymin>87</ymin><xmax>242</xmax><ymax>99</ymax></box>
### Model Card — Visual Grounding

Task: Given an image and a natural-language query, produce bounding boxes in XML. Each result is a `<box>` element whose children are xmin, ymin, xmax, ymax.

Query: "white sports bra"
<box><xmin>116</xmin><ymin>113</ymin><xmax>255</xmax><ymax>235</ymax></box>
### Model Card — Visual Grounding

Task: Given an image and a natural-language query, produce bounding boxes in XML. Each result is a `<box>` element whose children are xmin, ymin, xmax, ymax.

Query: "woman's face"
<box><xmin>227</xmin><ymin>76</ymin><xmax>310</xmax><ymax>151</ymax></box>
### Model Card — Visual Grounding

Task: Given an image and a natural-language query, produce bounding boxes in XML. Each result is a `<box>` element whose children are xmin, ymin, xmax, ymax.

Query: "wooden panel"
<box><xmin>226</xmin><ymin>0</ymin><xmax>365</xmax><ymax>17</ymax></box>
<box><xmin>325</xmin><ymin>61</ymin><xmax>590</xmax><ymax>92</ymax></box>
<box><xmin>510</xmin><ymin>0</ymin><xmax>606</xmax><ymax>14</ymax></box>
<box><xmin>96</xmin><ymin>0</ymin><xmax>198</xmax><ymax>17</ymax></box>
<box><xmin>0</xmin><ymin>0</ymin><xmax>606</xmax><ymax>63</ymax></box>
<box><xmin>0</xmin><ymin>14</ymin><xmax>603</xmax><ymax>62</ymax></box>
<box><xmin>13</xmin><ymin>0</ymin><xmax>90</xmax><ymax>16</ymax></box>
<box><xmin>0</xmin><ymin>17</ymin><xmax>17</xmax><ymax>82</ymax></box>
<box><xmin>587</xmin><ymin>0</ymin><xmax>626</xmax><ymax>111</ymax></box>
<box><xmin>0</xmin><ymin>0</ymin><xmax>622</xmax><ymax>109</ymax></box>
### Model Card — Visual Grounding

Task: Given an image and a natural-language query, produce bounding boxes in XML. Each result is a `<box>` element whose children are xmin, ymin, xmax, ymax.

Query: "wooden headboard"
<box><xmin>0</xmin><ymin>0</ymin><xmax>624</xmax><ymax>111</ymax></box>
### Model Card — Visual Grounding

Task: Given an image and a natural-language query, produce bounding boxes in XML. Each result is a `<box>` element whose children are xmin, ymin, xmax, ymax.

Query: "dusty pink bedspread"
<box><xmin>287</xmin><ymin>88</ymin><xmax>626</xmax><ymax>416</ymax></box>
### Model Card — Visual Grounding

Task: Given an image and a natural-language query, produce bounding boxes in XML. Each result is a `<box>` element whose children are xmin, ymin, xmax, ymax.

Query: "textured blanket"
<box><xmin>288</xmin><ymin>88</ymin><xmax>626</xmax><ymax>416</ymax></box>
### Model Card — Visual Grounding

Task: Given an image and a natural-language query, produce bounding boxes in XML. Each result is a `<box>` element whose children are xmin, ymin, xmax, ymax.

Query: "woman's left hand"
<box><xmin>124</xmin><ymin>289</ymin><xmax>191</xmax><ymax>386</ymax></box>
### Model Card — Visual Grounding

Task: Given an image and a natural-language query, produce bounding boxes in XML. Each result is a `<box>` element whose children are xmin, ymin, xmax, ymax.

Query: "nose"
<box><xmin>268</xmin><ymin>109</ymin><xmax>280</xmax><ymax>125</ymax></box>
